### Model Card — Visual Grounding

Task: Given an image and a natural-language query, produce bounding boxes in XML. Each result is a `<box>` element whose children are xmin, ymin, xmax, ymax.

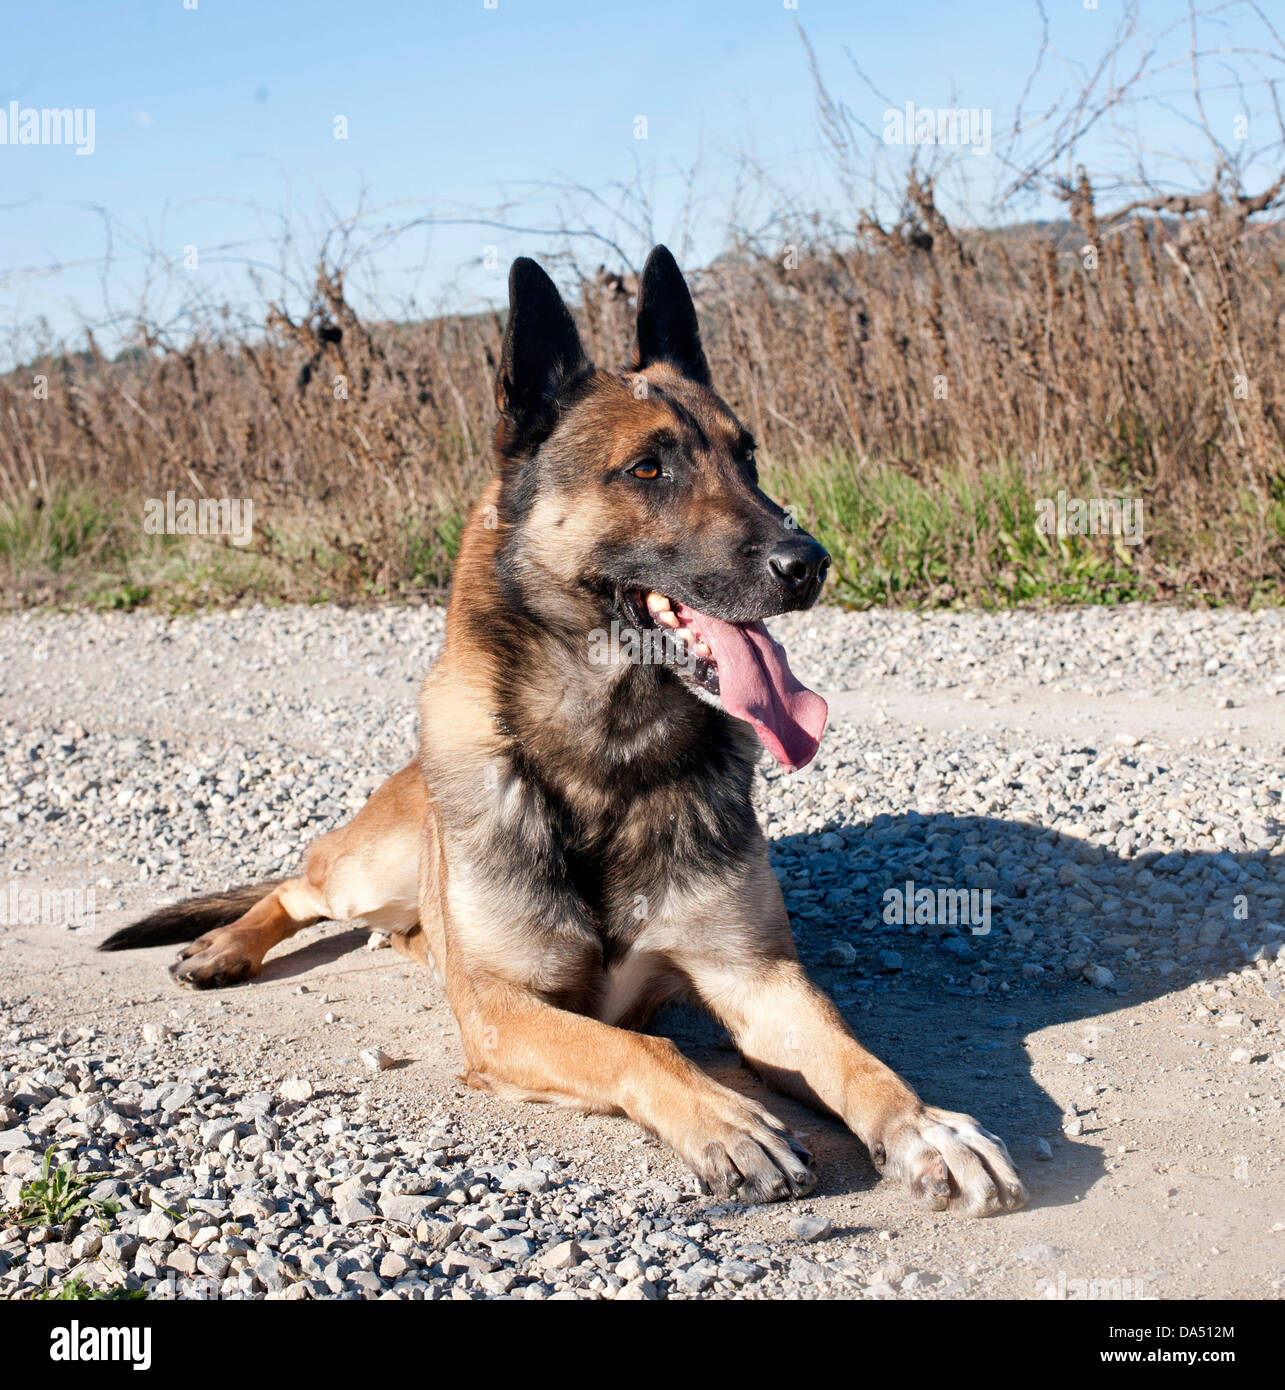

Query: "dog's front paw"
<box><xmin>170</xmin><ymin>929</ymin><xmax>259</xmax><ymax>989</ymax></box>
<box><xmin>679</xmin><ymin>1090</ymin><xmax>817</xmax><ymax>1204</ymax></box>
<box><xmin>872</xmin><ymin>1105</ymin><xmax>1026</xmax><ymax>1217</ymax></box>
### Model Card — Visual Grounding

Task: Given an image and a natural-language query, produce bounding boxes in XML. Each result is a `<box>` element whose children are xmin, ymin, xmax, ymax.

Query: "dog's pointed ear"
<box><xmin>495</xmin><ymin>257</ymin><xmax>592</xmax><ymax>457</ymax></box>
<box><xmin>631</xmin><ymin>245</ymin><xmax>710</xmax><ymax>386</ymax></box>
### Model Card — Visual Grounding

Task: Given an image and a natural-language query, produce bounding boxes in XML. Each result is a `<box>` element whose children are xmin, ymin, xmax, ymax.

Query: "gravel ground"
<box><xmin>1</xmin><ymin>603</ymin><xmax>1283</xmax><ymax>1300</ymax></box>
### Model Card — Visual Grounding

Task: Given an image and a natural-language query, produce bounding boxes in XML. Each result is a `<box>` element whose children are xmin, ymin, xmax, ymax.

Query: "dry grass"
<box><xmin>2</xmin><ymin>175</ymin><xmax>1283</xmax><ymax>610</ymax></box>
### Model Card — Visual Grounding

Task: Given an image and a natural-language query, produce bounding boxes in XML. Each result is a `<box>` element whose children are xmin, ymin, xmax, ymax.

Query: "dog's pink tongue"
<box><xmin>675</xmin><ymin>603</ymin><xmax>828</xmax><ymax>772</ymax></box>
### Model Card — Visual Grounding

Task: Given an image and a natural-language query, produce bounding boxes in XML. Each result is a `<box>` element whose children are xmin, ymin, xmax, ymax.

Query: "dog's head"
<box><xmin>491</xmin><ymin>245</ymin><xmax>828</xmax><ymax>771</ymax></box>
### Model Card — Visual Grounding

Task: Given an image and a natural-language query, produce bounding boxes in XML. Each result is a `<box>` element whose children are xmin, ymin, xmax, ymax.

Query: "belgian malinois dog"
<box><xmin>103</xmin><ymin>247</ymin><xmax>1025</xmax><ymax>1215</ymax></box>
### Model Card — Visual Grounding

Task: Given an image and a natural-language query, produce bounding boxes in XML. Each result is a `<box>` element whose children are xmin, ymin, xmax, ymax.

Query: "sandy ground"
<box><xmin>2</xmin><ymin>605</ymin><xmax>1283</xmax><ymax>1300</ymax></box>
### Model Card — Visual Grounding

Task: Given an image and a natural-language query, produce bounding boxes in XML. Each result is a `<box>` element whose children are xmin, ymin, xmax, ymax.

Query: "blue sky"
<box><xmin>0</xmin><ymin>0</ymin><xmax>1277</xmax><ymax>357</ymax></box>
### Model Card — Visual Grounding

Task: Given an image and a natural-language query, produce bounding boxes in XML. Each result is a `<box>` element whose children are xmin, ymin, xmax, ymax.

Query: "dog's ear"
<box><xmin>495</xmin><ymin>257</ymin><xmax>592</xmax><ymax>458</ymax></box>
<box><xmin>632</xmin><ymin>245</ymin><xmax>711</xmax><ymax>386</ymax></box>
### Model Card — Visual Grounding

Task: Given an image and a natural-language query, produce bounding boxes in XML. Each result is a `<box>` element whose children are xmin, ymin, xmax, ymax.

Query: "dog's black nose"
<box><xmin>767</xmin><ymin>536</ymin><xmax>830</xmax><ymax>593</ymax></box>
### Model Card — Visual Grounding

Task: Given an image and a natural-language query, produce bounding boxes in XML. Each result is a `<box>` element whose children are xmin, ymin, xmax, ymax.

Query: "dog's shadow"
<box><xmin>256</xmin><ymin>927</ymin><xmax>372</xmax><ymax>982</ymax></box>
<box><xmin>657</xmin><ymin>814</ymin><xmax>1282</xmax><ymax>1213</ymax></box>
<box><xmin>237</xmin><ymin>812</ymin><xmax>1280</xmax><ymax>1214</ymax></box>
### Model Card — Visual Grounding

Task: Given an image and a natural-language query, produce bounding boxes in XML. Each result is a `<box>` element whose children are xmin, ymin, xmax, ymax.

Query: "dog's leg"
<box><xmin>417</xmin><ymin>683</ymin><xmax>813</xmax><ymax>1201</ymax></box>
<box><xmin>673</xmin><ymin>846</ymin><xmax>1025</xmax><ymax>1217</ymax></box>
<box><xmin>449</xmin><ymin>974</ymin><xmax>815</xmax><ymax>1203</ymax></box>
<box><xmin>170</xmin><ymin>877</ymin><xmax>327</xmax><ymax>988</ymax></box>
<box><xmin>688</xmin><ymin>954</ymin><xmax>1025</xmax><ymax>1216</ymax></box>
<box><xmin>171</xmin><ymin>761</ymin><xmax>427</xmax><ymax>988</ymax></box>
<box><xmin>388</xmin><ymin>923</ymin><xmax>433</xmax><ymax>968</ymax></box>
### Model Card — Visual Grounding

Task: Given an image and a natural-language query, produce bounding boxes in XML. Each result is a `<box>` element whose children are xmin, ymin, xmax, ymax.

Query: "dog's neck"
<box><xmin>502</xmin><ymin>599</ymin><xmax>715</xmax><ymax>765</ymax></box>
<box><xmin>443</xmin><ymin>477</ymin><xmax>754</xmax><ymax>800</ymax></box>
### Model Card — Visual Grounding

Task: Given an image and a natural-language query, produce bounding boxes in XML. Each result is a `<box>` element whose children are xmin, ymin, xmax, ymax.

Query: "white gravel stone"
<box><xmin>3</xmin><ymin>601</ymin><xmax>1282</xmax><ymax>1302</ymax></box>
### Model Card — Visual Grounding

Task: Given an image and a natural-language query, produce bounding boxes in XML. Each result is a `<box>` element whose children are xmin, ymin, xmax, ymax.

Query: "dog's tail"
<box><xmin>98</xmin><ymin>881</ymin><xmax>284</xmax><ymax>951</ymax></box>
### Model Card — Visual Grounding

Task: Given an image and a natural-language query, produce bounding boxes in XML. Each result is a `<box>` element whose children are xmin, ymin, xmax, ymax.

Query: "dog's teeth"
<box><xmin>673</xmin><ymin>627</ymin><xmax>694</xmax><ymax>644</ymax></box>
<box><xmin>645</xmin><ymin>592</ymin><xmax>671</xmax><ymax>613</ymax></box>
<box><xmin>656</xmin><ymin>610</ymin><xmax>680</xmax><ymax>628</ymax></box>
<box><xmin>695</xmin><ymin>641</ymin><xmax>711</xmax><ymax>657</ymax></box>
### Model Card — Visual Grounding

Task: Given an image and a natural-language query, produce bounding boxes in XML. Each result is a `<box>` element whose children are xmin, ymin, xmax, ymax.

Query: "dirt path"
<box><xmin>1</xmin><ymin>605</ymin><xmax>1282</xmax><ymax>1300</ymax></box>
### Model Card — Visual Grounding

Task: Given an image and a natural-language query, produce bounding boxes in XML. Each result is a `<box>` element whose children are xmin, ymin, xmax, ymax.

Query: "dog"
<box><xmin>102</xmin><ymin>246</ymin><xmax>1025</xmax><ymax>1216</ymax></box>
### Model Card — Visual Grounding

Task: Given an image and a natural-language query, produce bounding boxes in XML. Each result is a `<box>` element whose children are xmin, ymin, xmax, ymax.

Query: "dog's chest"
<box><xmin>597</xmin><ymin>936</ymin><xmax>681</xmax><ymax>1026</ymax></box>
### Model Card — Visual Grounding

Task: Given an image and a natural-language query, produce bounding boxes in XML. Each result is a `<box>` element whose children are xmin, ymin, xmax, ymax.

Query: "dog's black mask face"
<box><xmin>492</xmin><ymin>246</ymin><xmax>831</xmax><ymax>773</ymax></box>
<box><xmin>493</xmin><ymin>245</ymin><xmax>830</xmax><ymax>629</ymax></box>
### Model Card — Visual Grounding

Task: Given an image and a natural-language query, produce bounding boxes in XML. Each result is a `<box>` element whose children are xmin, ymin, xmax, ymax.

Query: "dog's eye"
<box><xmin>628</xmin><ymin>460</ymin><xmax>661</xmax><ymax>480</ymax></box>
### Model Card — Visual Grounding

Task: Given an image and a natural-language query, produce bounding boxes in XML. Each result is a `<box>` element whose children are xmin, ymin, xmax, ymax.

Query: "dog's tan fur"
<box><xmin>103</xmin><ymin>249</ymin><xmax>1025</xmax><ymax>1214</ymax></box>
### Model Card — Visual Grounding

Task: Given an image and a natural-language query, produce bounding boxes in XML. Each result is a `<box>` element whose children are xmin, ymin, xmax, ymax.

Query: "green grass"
<box><xmin>7</xmin><ymin>1145</ymin><xmax>120</xmax><ymax>1230</ymax></box>
<box><xmin>0</xmin><ymin>488</ymin><xmax>116</xmax><ymax>573</ymax></box>
<box><xmin>770</xmin><ymin>455</ymin><xmax>1285</xmax><ymax>609</ymax></box>
<box><xmin>3</xmin><ymin>464</ymin><xmax>1283</xmax><ymax>612</ymax></box>
<box><xmin>35</xmin><ymin>1277</ymin><xmax>146</xmax><ymax>1301</ymax></box>
<box><xmin>0</xmin><ymin>489</ymin><xmax>462</xmax><ymax>611</ymax></box>
<box><xmin>5</xmin><ymin>1147</ymin><xmax>149</xmax><ymax>1301</ymax></box>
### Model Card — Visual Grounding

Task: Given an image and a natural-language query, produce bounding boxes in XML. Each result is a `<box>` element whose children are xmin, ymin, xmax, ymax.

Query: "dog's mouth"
<box><xmin>620</xmin><ymin>588</ymin><xmax>828</xmax><ymax>772</ymax></box>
